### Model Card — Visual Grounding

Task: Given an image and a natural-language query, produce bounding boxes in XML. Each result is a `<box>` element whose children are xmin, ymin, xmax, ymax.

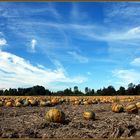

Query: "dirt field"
<box><xmin>1</xmin><ymin>103</ymin><xmax>140</xmax><ymax>138</ymax></box>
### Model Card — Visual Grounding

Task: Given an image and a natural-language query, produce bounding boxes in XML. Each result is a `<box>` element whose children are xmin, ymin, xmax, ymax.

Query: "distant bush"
<box><xmin>0</xmin><ymin>83</ymin><xmax>140</xmax><ymax>96</ymax></box>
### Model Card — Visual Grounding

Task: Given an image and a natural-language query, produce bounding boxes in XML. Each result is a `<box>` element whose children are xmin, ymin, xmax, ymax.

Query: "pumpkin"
<box><xmin>15</xmin><ymin>101</ymin><xmax>22</xmax><ymax>107</ymax></box>
<box><xmin>112</xmin><ymin>97</ymin><xmax>120</xmax><ymax>103</ymax></box>
<box><xmin>125</xmin><ymin>103</ymin><xmax>138</xmax><ymax>113</ymax></box>
<box><xmin>22</xmin><ymin>99</ymin><xmax>29</xmax><ymax>106</ymax></box>
<box><xmin>51</xmin><ymin>98</ymin><xmax>59</xmax><ymax>105</ymax></box>
<box><xmin>40</xmin><ymin>101</ymin><xmax>47</xmax><ymax>107</ymax></box>
<box><xmin>127</xmin><ymin>98</ymin><xmax>133</xmax><ymax>102</ymax></box>
<box><xmin>87</xmin><ymin>100</ymin><xmax>93</xmax><ymax>104</ymax></box>
<box><xmin>136</xmin><ymin>102</ymin><xmax>140</xmax><ymax>109</ymax></box>
<box><xmin>15</xmin><ymin>98</ymin><xmax>22</xmax><ymax>103</ymax></box>
<box><xmin>112</xmin><ymin>103</ymin><xmax>124</xmax><ymax>113</ymax></box>
<box><xmin>5</xmin><ymin>101</ymin><xmax>13</xmax><ymax>107</ymax></box>
<box><xmin>0</xmin><ymin>101</ymin><xmax>3</xmax><ymax>107</ymax></box>
<box><xmin>73</xmin><ymin>101</ymin><xmax>80</xmax><ymax>105</ymax></box>
<box><xmin>83</xmin><ymin>111</ymin><xmax>95</xmax><ymax>120</ymax></box>
<box><xmin>92</xmin><ymin>100</ymin><xmax>98</xmax><ymax>104</ymax></box>
<box><xmin>96</xmin><ymin>98</ymin><xmax>100</xmax><ymax>102</ymax></box>
<box><xmin>82</xmin><ymin>99</ymin><xmax>86</xmax><ymax>102</ymax></box>
<box><xmin>83</xmin><ymin>101</ymin><xmax>89</xmax><ymax>105</ymax></box>
<box><xmin>59</xmin><ymin>98</ymin><xmax>65</xmax><ymax>104</ymax></box>
<box><xmin>29</xmin><ymin>99</ymin><xmax>38</xmax><ymax>106</ymax></box>
<box><xmin>65</xmin><ymin>98</ymin><xmax>69</xmax><ymax>102</ymax></box>
<box><xmin>45</xmin><ymin>108</ymin><xmax>65</xmax><ymax>123</ymax></box>
<box><xmin>65</xmin><ymin>99</ymin><xmax>70</xmax><ymax>105</ymax></box>
<box><xmin>79</xmin><ymin>99</ymin><xmax>82</xmax><ymax>102</ymax></box>
<box><xmin>46</xmin><ymin>100</ymin><xmax>51</xmax><ymax>106</ymax></box>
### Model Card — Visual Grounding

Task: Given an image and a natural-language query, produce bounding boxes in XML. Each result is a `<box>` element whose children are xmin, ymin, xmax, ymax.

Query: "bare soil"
<box><xmin>0</xmin><ymin>103</ymin><xmax>140</xmax><ymax>138</ymax></box>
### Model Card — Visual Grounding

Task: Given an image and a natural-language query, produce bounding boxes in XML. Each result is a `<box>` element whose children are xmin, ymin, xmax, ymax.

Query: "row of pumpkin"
<box><xmin>0</xmin><ymin>97</ymin><xmax>140</xmax><ymax>124</ymax></box>
<box><xmin>0</xmin><ymin>96</ymin><xmax>138</xmax><ymax>107</ymax></box>
<box><xmin>0</xmin><ymin>97</ymin><xmax>110</xmax><ymax>107</ymax></box>
<box><xmin>0</xmin><ymin>97</ymin><xmax>140</xmax><ymax>115</ymax></box>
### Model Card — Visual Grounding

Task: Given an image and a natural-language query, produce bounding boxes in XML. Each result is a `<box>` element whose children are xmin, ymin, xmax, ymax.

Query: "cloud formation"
<box><xmin>30</xmin><ymin>39</ymin><xmax>37</xmax><ymax>53</ymax></box>
<box><xmin>0</xmin><ymin>51</ymin><xmax>87</xmax><ymax>90</ymax></box>
<box><xmin>112</xmin><ymin>69</ymin><xmax>140</xmax><ymax>87</ymax></box>
<box><xmin>0</xmin><ymin>38</ymin><xmax>7</xmax><ymax>48</ymax></box>
<box><xmin>1</xmin><ymin>2</ymin><xmax>140</xmax><ymax>90</ymax></box>
<box><xmin>130</xmin><ymin>57</ymin><xmax>140</xmax><ymax>66</ymax></box>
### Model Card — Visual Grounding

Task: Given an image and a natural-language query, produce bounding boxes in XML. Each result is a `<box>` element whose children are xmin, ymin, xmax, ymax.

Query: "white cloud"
<box><xmin>68</xmin><ymin>51</ymin><xmax>89</xmax><ymax>63</ymax></box>
<box><xmin>0</xmin><ymin>38</ymin><xmax>7</xmax><ymax>48</ymax></box>
<box><xmin>0</xmin><ymin>51</ymin><xmax>87</xmax><ymax>90</ymax></box>
<box><xmin>107</xmin><ymin>26</ymin><xmax>140</xmax><ymax>41</ymax></box>
<box><xmin>27</xmin><ymin>22</ymin><xmax>138</xmax><ymax>46</ymax></box>
<box><xmin>71</xmin><ymin>25</ymin><xmax>140</xmax><ymax>43</ymax></box>
<box><xmin>112</xmin><ymin>69</ymin><xmax>140</xmax><ymax>87</ymax></box>
<box><xmin>30</xmin><ymin>39</ymin><xmax>37</xmax><ymax>53</ymax></box>
<box><xmin>130</xmin><ymin>57</ymin><xmax>140</xmax><ymax>66</ymax></box>
<box><xmin>127</xmin><ymin>26</ymin><xmax>140</xmax><ymax>35</ymax></box>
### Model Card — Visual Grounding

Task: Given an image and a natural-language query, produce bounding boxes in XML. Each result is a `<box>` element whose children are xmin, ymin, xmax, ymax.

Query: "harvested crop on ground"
<box><xmin>1</xmin><ymin>100</ymin><xmax>140</xmax><ymax>138</ymax></box>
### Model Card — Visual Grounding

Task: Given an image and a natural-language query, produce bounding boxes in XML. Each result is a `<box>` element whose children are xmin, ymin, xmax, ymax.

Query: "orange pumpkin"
<box><xmin>83</xmin><ymin>111</ymin><xmax>95</xmax><ymax>120</ymax></box>
<box><xmin>51</xmin><ymin>98</ymin><xmax>59</xmax><ymax>105</ymax></box>
<box><xmin>112</xmin><ymin>103</ymin><xmax>124</xmax><ymax>113</ymax></box>
<box><xmin>0</xmin><ymin>101</ymin><xmax>3</xmax><ymax>107</ymax></box>
<box><xmin>15</xmin><ymin>101</ymin><xmax>22</xmax><ymax>107</ymax></box>
<box><xmin>83</xmin><ymin>101</ymin><xmax>88</xmax><ymax>105</ymax></box>
<box><xmin>40</xmin><ymin>101</ymin><xmax>47</xmax><ymax>107</ymax></box>
<box><xmin>87</xmin><ymin>100</ymin><xmax>93</xmax><ymax>104</ymax></box>
<box><xmin>15</xmin><ymin>98</ymin><xmax>22</xmax><ymax>103</ymax></box>
<box><xmin>22</xmin><ymin>99</ymin><xmax>29</xmax><ymax>106</ymax></box>
<box><xmin>29</xmin><ymin>99</ymin><xmax>38</xmax><ymax>106</ymax></box>
<box><xmin>125</xmin><ymin>103</ymin><xmax>138</xmax><ymax>113</ymax></box>
<box><xmin>73</xmin><ymin>101</ymin><xmax>80</xmax><ymax>105</ymax></box>
<box><xmin>92</xmin><ymin>100</ymin><xmax>98</xmax><ymax>104</ymax></box>
<box><xmin>136</xmin><ymin>102</ymin><xmax>140</xmax><ymax>109</ymax></box>
<box><xmin>5</xmin><ymin>101</ymin><xmax>13</xmax><ymax>107</ymax></box>
<box><xmin>45</xmin><ymin>109</ymin><xmax>65</xmax><ymax>123</ymax></box>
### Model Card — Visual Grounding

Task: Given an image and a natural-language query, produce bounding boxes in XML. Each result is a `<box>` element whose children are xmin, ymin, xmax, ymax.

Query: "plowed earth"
<box><xmin>0</xmin><ymin>103</ymin><xmax>140</xmax><ymax>138</ymax></box>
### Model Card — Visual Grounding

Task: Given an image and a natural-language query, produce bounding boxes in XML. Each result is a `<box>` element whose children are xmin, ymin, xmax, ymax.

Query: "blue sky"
<box><xmin>0</xmin><ymin>2</ymin><xmax>140</xmax><ymax>91</ymax></box>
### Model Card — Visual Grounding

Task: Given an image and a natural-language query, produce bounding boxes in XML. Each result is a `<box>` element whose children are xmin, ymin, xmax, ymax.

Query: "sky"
<box><xmin>0</xmin><ymin>2</ymin><xmax>140</xmax><ymax>91</ymax></box>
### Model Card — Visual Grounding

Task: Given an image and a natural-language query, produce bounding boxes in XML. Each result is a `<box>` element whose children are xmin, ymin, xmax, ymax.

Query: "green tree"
<box><xmin>117</xmin><ymin>86</ymin><xmax>125</xmax><ymax>95</ymax></box>
<box><xmin>0</xmin><ymin>90</ymin><xmax>3</xmax><ymax>96</ymax></box>
<box><xmin>128</xmin><ymin>83</ymin><xmax>135</xmax><ymax>89</ymax></box>
<box><xmin>85</xmin><ymin>87</ymin><xmax>89</xmax><ymax>94</ymax></box>
<box><xmin>74</xmin><ymin>86</ymin><xmax>78</xmax><ymax>92</ymax></box>
<box><xmin>96</xmin><ymin>89</ymin><xmax>103</xmax><ymax>95</ymax></box>
<box><xmin>3</xmin><ymin>89</ymin><xmax>9</xmax><ymax>96</ymax></box>
<box><xmin>135</xmin><ymin>84</ymin><xmax>140</xmax><ymax>95</ymax></box>
<box><xmin>126</xmin><ymin>83</ymin><xmax>136</xmax><ymax>95</ymax></box>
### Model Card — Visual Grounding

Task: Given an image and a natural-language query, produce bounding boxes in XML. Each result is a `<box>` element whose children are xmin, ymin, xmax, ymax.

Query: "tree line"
<box><xmin>0</xmin><ymin>83</ymin><xmax>140</xmax><ymax>96</ymax></box>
